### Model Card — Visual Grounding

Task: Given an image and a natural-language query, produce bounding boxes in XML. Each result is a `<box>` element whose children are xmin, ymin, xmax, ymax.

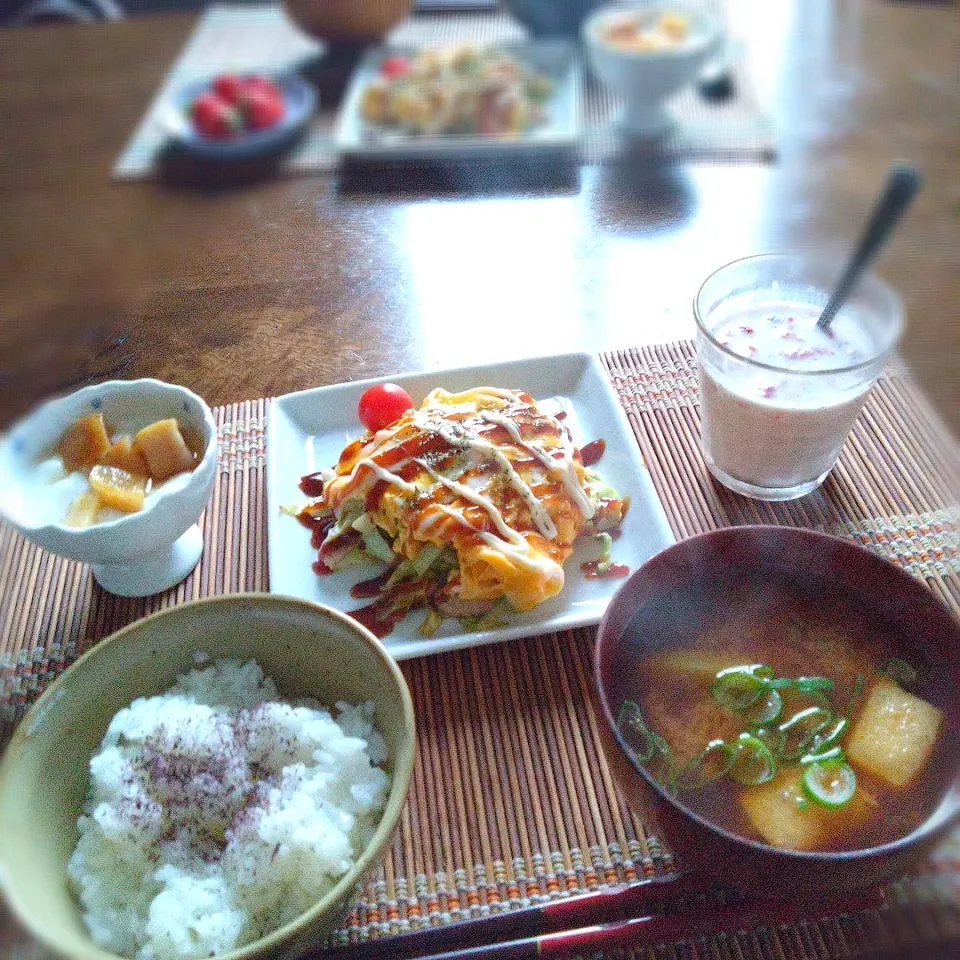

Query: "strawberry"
<box><xmin>211</xmin><ymin>73</ymin><xmax>244</xmax><ymax>105</ymax></box>
<box><xmin>242</xmin><ymin>73</ymin><xmax>282</xmax><ymax>99</ymax></box>
<box><xmin>239</xmin><ymin>86</ymin><xmax>285</xmax><ymax>131</ymax></box>
<box><xmin>190</xmin><ymin>91</ymin><xmax>242</xmax><ymax>139</ymax></box>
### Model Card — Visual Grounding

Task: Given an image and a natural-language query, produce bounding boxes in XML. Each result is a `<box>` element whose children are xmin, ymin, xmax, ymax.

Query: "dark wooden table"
<box><xmin>1</xmin><ymin>6</ymin><xmax>959</xmax><ymax>957</ymax></box>
<box><xmin>0</xmin><ymin>0</ymin><xmax>957</xmax><ymax>434</ymax></box>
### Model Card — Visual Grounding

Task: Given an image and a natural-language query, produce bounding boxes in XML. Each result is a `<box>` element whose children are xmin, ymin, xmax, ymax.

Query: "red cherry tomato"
<box><xmin>358</xmin><ymin>384</ymin><xmax>414</xmax><ymax>432</ymax></box>
<box><xmin>212</xmin><ymin>73</ymin><xmax>244</xmax><ymax>105</ymax></box>
<box><xmin>380</xmin><ymin>55</ymin><xmax>411</xmax><ymax>79</ymax></box>
<box><xmin>240</xmin><ymin>86</ymin><xmax>285</xmax><ymax>130</ymax></box>
<box><xmin>190</xmin><ymin>91</ymin><xmax>242</xmax><ymax>139</ymax></box>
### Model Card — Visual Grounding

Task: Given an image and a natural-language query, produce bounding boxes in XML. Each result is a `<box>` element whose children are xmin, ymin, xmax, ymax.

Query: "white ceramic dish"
<box><xmin>583</xmin><ymin>4</ymin><xmax>722</xmax><ymax>137</ymax></box>
<box><xmin>267</xmin><ymin>353</ymin><xmax>675</xmax><ymax>660</ymax></box>
<box><xmin>0</xmin><ymin>380</ymin><xmax>218</xmax><ymax>597</ymax></box>
<box><xmin>333</xmin><ymin>39</ymin><xmax>581</xmax><ymax>162</ymax></box>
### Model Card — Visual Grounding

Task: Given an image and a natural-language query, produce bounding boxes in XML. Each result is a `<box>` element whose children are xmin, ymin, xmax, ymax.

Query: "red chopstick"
<box><xmin>311</xmin><ymin>871</ymin><xmax>712</xmax><ymax>960</ymax></box>
<box><xmin>403</xmin><ymin>887</ymin><xmax>888</xmax><ymax>960</ymax></box>
<box><xmin>311</xmin><ymin>875</ymin><xmax>884</xmax><ymax>960</ymax></box>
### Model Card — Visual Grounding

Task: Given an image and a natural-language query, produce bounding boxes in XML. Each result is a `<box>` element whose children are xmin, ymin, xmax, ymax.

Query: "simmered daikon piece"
<box><xmin>100</xmin><ymin>436</ymin><xmax>150</xmax><ymax>477</ymax></box>
<box><xmin>846</xmin><ymin>677</ymin><xmax>942</xmax><ymax>789</ymax></box>
<box><xmin>64</xmin><ymin>490</ymin><xmax>101</xmax><ymax>528</ymax></box>
<box><xmin>133</xmin><ymin>419</ymin><xmax>196</xmax><ymax>481</ymax></box>
<box><xmin>739</xmin><ymin>766</ymin><xmax>877</xmax><ymax>852</ymax></box>
<box><xmin>57</xmin><ymin>413</ymin><xmax>111</xmax><ymax>472</ymax></box>
<box><xmin>647</xmin><ymin>650</ymin><xmax>757</xmax><ymax>685</ymax></box>
<box><xmin>88</xmin><ymin>465</ymin><xmax>148</xmax><ymax>513</ymax></box>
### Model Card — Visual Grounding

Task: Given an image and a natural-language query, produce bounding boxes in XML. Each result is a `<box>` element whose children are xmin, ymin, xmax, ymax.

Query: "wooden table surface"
<box><xmin>0</xmin><ymin>7</ymin><xmax>959</xmax><ymax>958</ymax></box>
<box><xmin>0</xmin><ymin>1</ymin><xmax>957</xmax><ymax>435</ymax></box>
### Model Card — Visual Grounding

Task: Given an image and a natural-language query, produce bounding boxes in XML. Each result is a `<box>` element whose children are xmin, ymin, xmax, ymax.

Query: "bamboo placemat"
<box><xmin>1</xmin><ymin>342</ymin><xmax>959</xmax><ymax>959</ymax></box>
<box><xmin>112</xmin><ymin>3</ymin><xmax>775</xmax><ymax>180</ymax></box>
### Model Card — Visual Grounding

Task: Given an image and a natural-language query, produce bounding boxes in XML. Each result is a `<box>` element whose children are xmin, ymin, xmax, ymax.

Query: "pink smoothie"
<box><xmin>700</xmin><ymin>299</ymin><xmax>878</xmax><ymax>491</ymax></box>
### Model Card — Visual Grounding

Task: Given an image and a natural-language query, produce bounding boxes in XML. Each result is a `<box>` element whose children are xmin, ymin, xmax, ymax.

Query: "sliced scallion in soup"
<box><xmin>614</xmin><ymin>574</ymin><xmax>950</xmax><ymax>853</ymax></box>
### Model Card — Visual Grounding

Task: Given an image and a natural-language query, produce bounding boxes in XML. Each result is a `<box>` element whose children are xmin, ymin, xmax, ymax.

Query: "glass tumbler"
<box><xmin>693</xmin><ymin>254</ymin><xmax>903</xmax><ymax>501</ymax></box>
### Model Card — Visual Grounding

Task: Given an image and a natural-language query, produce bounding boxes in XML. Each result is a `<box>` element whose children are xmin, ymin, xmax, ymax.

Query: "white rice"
<box><xmin>67</xmin><ymin>659</ymin><xmax>391</xmax><ymax>960</ymax></box>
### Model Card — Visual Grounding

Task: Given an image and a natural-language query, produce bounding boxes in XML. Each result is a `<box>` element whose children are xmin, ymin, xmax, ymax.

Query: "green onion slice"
<box><xmin>780</xmin><ymin>706</ymin><xmax>833</xmax><ymax>760</ymax></box>
<box><xmin>880</xmin><ymin>658</ymin><xmax>919</xmax><ymax>689</ymax></box>
<box><xmin>806</xmin><ymin>689</ymin><xmax>834</xmax><ymax>710</ymax></box>
<box><xmin>741</xmin><ymin>688</ymin><xmax>784</xmax><ymax>728</ymax></box>
<box><xmin>795</xmin><ymin>676</ymin><xmax>836</xmax><ymax>694</ymax></box>
<box><xmin>616</xmin><ymin>701</ymin><xmax>655</xmax><ymax>763</ymax></box>
<box><xmin>711</xmin><ymin>668</ymin><xmax>768</xmax><ymax>710</ymax></box>
<box><xmin>800</xmin><ymin>744</ymin><xmax>844</xmax><ymax>765</ymax></box>
<box><xmin>675</xmin><ymin>740</ymin><xmax>736</xmax><ymax>792</ymax></box>
<box><xmin>805</xmin><ymin>717</ymin><xmax>848</xmax><ymax>755</ymax></box>
<box><xmin>647</xmin><ymin>732</ymin><xmax>679</xmax><ymax>796</ymax></box>
<box><xmin>728</xmin><ymin>734</ymin><xmax>778</xmax><ymax>786</ymax></box>
<box><xmin>753</xmin><ymin>726</ymin><xmax>787</xmax><ymax>758</ymax></box>
<box><xmin>801</xmin><ymin>758</ymin><xmax>857</xmax><ymax>809</ymax></box>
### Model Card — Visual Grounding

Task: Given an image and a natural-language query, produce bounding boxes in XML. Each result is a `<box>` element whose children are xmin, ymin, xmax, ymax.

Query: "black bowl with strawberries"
<box><xmin>169</xmin><ymin>70</ymin><xmax>317</xmax><ymax>161</ymax></box>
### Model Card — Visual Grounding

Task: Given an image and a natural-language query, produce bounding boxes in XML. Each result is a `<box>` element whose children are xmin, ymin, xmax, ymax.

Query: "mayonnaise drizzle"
<box><xmin>416</xmin><ymin>459</ymin><xmax>545</xmax><ymax>544</ymax></box>
<box><xmin>416</xmin><ymin>418</ymin><xmax>558</xmax><ymax>540</ymax></box>
<box><xmin>330</xmin><ymin>390</ymin><xmax>592</xmax><ymax>542</ymax></box>
<box><xmin>432</xmin><ymin>504</ymin><xmax>564</xmax><ymax>582</ymax></box>
<box><xmin>350</xmin><ymin>458</ymin><xmax>418</xmax><ymax>496</ymax></box>
<box><xmin>413</xmin><ymin>508</ymin><xmax>449</xmax><ymax>540</ymax></box>
<box><xmin>479</xmin><ymin>409</ymin><xmax>595</xmax><ymax>520</ymax></box>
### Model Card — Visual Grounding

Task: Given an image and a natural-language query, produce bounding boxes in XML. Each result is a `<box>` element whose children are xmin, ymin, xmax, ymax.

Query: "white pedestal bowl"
<box><xmin>0</xmin><ymin>379</ymin><xmax>218</xmax><ymax>597</ymax></box>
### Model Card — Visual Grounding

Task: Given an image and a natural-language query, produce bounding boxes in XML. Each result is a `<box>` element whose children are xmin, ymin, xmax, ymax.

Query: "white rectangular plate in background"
<box><xmin>266</xmin><ymin>353</ymin><xmax>674</xmax><ymax>660</ymax></box>
<box><xmin>333</xmin><ymin>40</ymin><xmax>581</xmax><ymax>162</ymax></box>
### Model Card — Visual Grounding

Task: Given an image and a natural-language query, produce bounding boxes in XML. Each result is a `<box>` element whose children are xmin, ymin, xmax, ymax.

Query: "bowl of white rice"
<box><xmin>0</xmin><ymin>595</ymin><xmax>416</xmax><ymax>960</ymax></box>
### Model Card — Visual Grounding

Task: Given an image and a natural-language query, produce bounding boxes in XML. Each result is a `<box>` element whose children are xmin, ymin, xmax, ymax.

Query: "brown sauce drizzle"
<box><xmin>580</xmin><ymin>560</ymin><xmax>630</xmax><ymax>580</ymax></box>
<box><xmin>348</xmin><ymin>603</ymin><xmax>403</xmax><ymax>639</ymax></box>
<box><xmin>299</xmin><ymin>472</ymin><xmax>326</xmax><ymax>497</ymax></box>
<box><xmin>580</xmin><ymin>439</ymin><xmax>606</xmax><ymax>467</ymax></box>
<box><xmin>310</xmin><ymin>524</ymin><xmax>329</xmax><ymax>550</ymax></box>
<box><xmin>365</xmin><ymin>479</ymin><xmax>389</xmax><ymax>514</ymax></box>
<box><xmin>351</xmin><ymin>570</ymin><xmax>394</xmax><ymax>599</ymax></box>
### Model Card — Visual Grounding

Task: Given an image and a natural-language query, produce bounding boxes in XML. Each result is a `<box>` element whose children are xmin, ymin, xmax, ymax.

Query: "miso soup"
<box><xmin>613</xmin><ymin>571</ymin><xmax>955</xmax><ymax>852</ymax></box>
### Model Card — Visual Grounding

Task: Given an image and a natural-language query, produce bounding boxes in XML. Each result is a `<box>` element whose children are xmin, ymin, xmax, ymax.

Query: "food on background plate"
<box><xmin>189</xmin><ymin>73</ymin><xmax>286</xmax><ymax>139</ymax></box>
<box><xmin>67</xmin><ymin>658</ymin><xmax>390</xmax><ymax>960</ymax></box>
<box><xmin>46</xmin><ymin>412</ymin><xmax>199</xmax><ymax>527</ymax></box>
<box><xmin>615</xmin><ymin>573</ymin><xmax>948</xmax><ymax>853</ymax></box>
<box><xmin>360</xmin><ymin>45</ymin><xmax>553</xmax><ymax>137</ymax></box>
<box><xmin>600</xmin><ymin>11</ymin><xmax>691</xmax><ymax>53</ymax></box>
<box><xmin>295</xmin><ymin>385</ymin><xmax>629</xmax><ymax>638</ymax></box>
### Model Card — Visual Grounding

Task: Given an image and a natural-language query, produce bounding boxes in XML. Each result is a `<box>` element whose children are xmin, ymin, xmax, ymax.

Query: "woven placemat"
<box><xmin>112</xmin><ymin>3</ymin><xmax>775</xmax><ymax>180</ymax></box>
<box><xmin>1</xmin><ymin>342</ymin><xmax>958</xmax><ymax>959</ymax></box>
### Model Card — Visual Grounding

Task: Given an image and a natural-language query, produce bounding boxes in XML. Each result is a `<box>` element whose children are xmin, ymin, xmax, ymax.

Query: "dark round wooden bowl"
<box><xmin>283</xmin><ymin>0</ymin><xmax>413</xmax><ymax>45</ymax></box>
<box><xmin>594</xmin><ymin>526</ymin><xmax>960</xmax><ymax>895</ymax></box>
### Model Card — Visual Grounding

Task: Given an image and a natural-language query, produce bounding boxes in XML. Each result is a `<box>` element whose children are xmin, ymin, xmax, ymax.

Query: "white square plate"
<box><xmin>266</xmin><ymin>353</ymin><xmax>674</xmax><ymax>660</ymax></box>
<box><xmin>333</xmin><ymin>40</ymin><xmax>581</xmax><ymax>162</ymax></box>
